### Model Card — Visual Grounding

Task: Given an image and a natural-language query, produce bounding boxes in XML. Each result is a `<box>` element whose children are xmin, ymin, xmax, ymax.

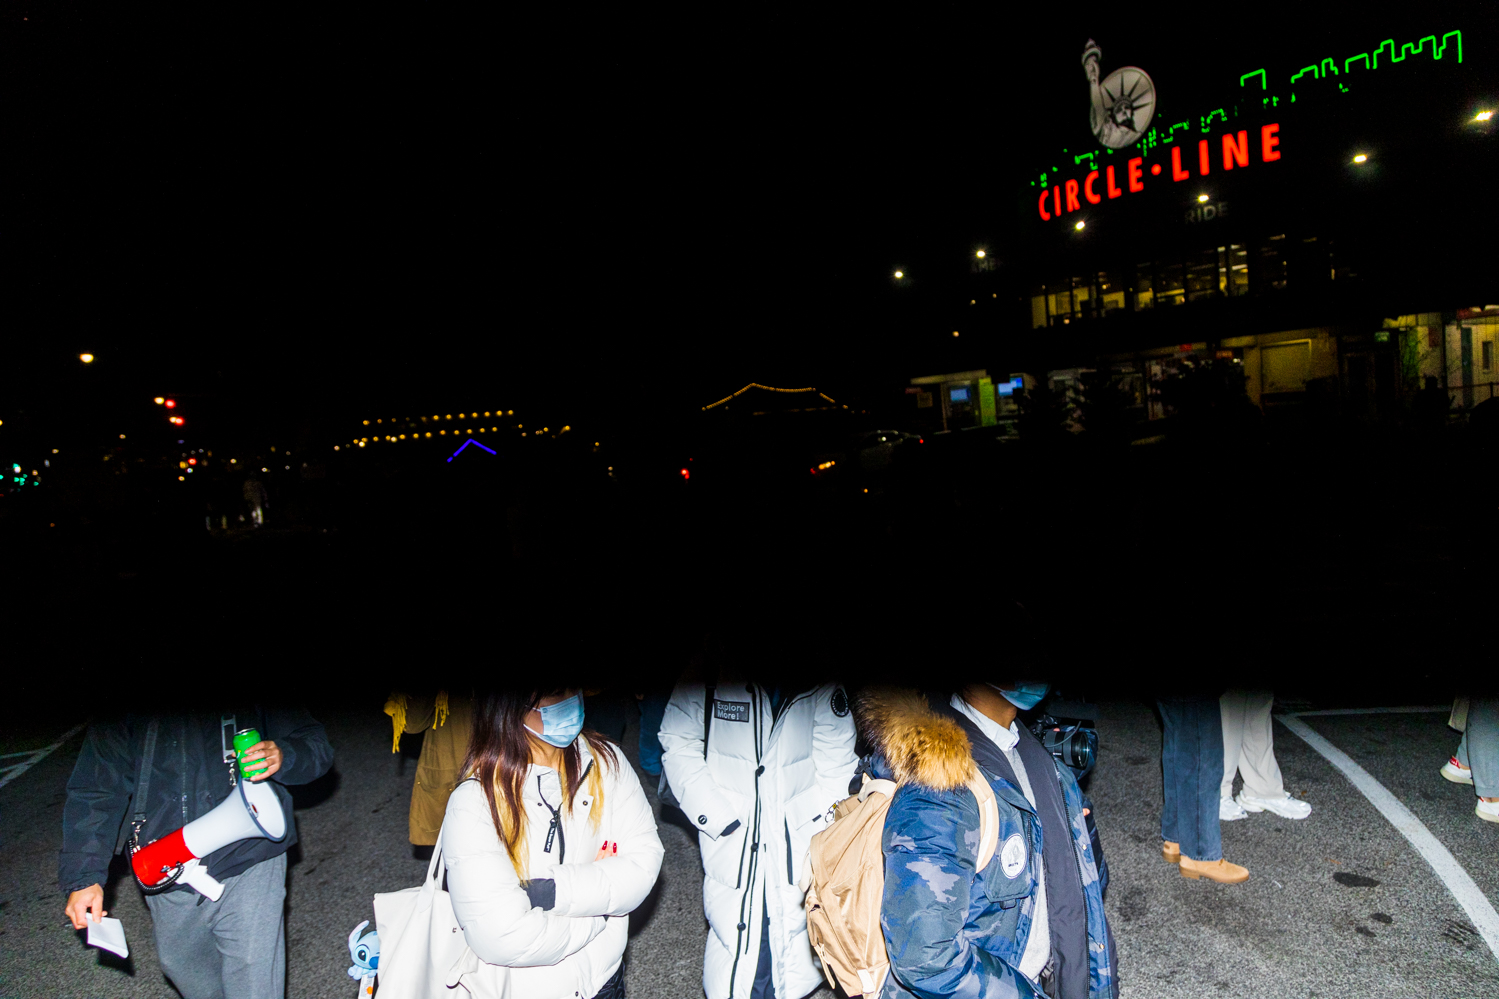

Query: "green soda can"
<box><xmin>234</xmin><ymin>728</ymin><xmax>268</xmax><ymax>778</ymax></box>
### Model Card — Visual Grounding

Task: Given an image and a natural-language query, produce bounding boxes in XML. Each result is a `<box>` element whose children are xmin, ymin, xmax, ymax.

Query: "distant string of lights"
<box><xmin>334</xmin><ymin>410</ymin><xmax>577</xmax><ymax>450</ymax></box>
<box><xmin>702</xmin><ymin>384</ymin><xmax>841</xmax><ymax>411</ymax></box>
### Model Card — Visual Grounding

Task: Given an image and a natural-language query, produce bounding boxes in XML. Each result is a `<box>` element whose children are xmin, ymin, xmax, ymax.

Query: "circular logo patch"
<box><xmin>830</xmin><ymin>687</ymin><xmax>850</xmax><ymax>718</ymax></box>
<box><xmin>1000</xmin><ymin>833</ymin><xmax>1027</xmax><ymax>879</ymax></box>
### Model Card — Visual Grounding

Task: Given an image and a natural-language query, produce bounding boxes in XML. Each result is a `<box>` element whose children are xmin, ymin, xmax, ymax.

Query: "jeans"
<box><xmin>591</xmin><ymin>965</ymin><xmax>626</xmax><ymax>998</ymax></box>
<box><xmin>1456</xmin><ymin>698</ymin><xmax>1499</xmax><ymax>799</ymax></box>
<box><xmin>144</xmin><ymin>852</ymin><xmax>287</xmax><ymax>999</ymax></box>
<box><xmin>637</xmin><ymin>692</ymin><xmax>669</xmax><ymax>776</ymax></box>
<box><xmin>1159</xmin><ymin>698</ymin><xmax>1224</xmax><ymax>863</ymax></box>
<box><xmin>752</xmin><ymin>895</ymin><xmax>777</xmax><ymax>999</ymax></box>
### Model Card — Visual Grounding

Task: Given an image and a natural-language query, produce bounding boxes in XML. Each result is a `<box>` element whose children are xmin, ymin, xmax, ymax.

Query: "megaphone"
<box><xmin>131</xmin><ymin>778</ymin><xmax>286</xmax><ymax>891</ymax></box>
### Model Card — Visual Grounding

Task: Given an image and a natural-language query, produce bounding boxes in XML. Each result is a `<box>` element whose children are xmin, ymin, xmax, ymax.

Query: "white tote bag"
<box><xmin>374</xmin><ymin>824</ymin><xmax>509</xmax><ymax>997</ymax></box>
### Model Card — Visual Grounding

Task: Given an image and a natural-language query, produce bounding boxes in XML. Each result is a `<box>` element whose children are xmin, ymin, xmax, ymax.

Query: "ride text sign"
<box><xmin>1037</xmin><ymin>123</ymin><xmax>1281</xmax><ymax>222</ymax></box>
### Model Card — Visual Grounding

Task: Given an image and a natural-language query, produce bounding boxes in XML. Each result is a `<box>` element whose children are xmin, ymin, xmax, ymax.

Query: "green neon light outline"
<box><xmin>1024</xmin><ymin>26</ymin><xmax>1466</xmax><ymax>194</ymax></box>
<box><xmin>1402</xmin><ymin>36</ymin><xmax>1436</xmax><ymax>60</ymax></box>
<box><xmin>1437</xmin><ymin>30</ymin><xmax>1462</xmax><ymax>62</ymax></box>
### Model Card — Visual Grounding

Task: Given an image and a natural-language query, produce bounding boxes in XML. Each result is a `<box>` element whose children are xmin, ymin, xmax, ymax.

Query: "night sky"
<box><xmin>6</xmin><ymin>6</ymin><xmax>1494</xmax><ymax>449</ymax></box>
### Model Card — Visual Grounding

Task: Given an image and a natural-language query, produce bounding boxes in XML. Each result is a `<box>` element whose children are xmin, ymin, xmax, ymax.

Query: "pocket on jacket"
<box><xmin>700</xmin><ymin>788</ymin><xmax>752</xmax><ymax>888</ymax></box>
<box><xmin>984</xmin><ymin>814</ymin><xmax>1039</xmax><ymax>907</ymax></box>
<box><xmin>784</xmin><ymin>785</ymin><xmax>833</xmax><ymax>885</ymax></box>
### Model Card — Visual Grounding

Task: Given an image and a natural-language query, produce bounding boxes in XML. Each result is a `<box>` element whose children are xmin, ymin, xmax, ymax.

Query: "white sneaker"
<box><xmin>1220</xmin><ymin>796</ymin><xmax>1248</xmax><ymax>821</ymax></box>
<box><xmin>1237</xmin><ymin>791</ymin><xmax>1312</xmax><ymax>820</ymax></box>
<box><xmin>1478</xmin><ymin>799</ymin><xmax>1499</xmax><ymax>824</ymax></box>
<box><xmin>1441</xmin><ymin>757</ymin><xmax>1474</xmax><ymax>785</ymax></box>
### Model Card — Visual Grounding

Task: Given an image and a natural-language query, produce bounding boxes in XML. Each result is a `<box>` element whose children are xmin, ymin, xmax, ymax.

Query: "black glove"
<box><xmin>523</xmin><ymin>878</ymin><xmax>556</xmax><ymax>911</ymax></box>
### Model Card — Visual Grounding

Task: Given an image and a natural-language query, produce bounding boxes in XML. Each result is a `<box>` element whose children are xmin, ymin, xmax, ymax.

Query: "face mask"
<box><xmin>988</xmin><ymin>682</ymin><xmax>1050</xmax><ymax>711</ymax></box>
<box><xmin>525</xmin><ymin>693</ymin><xmax>585</xmax><ymax>748</ymax></box>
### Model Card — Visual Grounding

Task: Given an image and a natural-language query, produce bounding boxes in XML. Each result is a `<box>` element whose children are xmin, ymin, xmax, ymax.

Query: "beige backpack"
<box><xmin>799</xmin><ymin>772</ymin><xmax>1000</xmax><ymax>997</ymax></box>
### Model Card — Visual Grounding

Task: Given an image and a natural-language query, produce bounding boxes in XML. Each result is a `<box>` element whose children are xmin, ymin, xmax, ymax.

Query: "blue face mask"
<box><xmin>526</xmin><ymin>693</ymin><xmax>585</xmax><ymax>748</ymax></box>
<box><xmin>988</xmin><ymin>682</ymin><xmax>1050</xmax><ymax>711</ymax></box>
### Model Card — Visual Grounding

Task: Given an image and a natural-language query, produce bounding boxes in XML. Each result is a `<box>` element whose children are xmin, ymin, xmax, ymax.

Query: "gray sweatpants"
<box><xmin>1455</xmin><ymin>698</ymin><xmax>1499</xmax><ymax>799</ymax></box>
<box><xmin>144</xmin><ymin>852</ymin><xmax>287</xmax><ymax>999</ymax></box>
<box><xmin>1220</xmin><ymin>689</ymin><xmax>1285</xmax><ymax>800</ymax></box>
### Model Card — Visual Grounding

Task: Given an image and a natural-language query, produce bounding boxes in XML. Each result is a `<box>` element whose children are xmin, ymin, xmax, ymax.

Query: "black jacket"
<box><xmin>59</xmin><ymin>707</ymin><xmax>333</xmax><ymax>894</ymax></box>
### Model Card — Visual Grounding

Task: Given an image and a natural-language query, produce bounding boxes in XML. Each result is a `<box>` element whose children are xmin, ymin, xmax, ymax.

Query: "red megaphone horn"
<box><xmin>131</xmin><ymin>778</ymin><xmax>286</xmax><ymax>889</ymax></box>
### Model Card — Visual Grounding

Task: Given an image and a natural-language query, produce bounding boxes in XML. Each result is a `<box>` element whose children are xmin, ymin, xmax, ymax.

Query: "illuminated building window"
<box><xmin>1095</xmin><ymin>271</ymin><xmax>1126</xmax><ymax>315</ymax></box>
<box><xmin>1029</xmin><ymin>286</ymin><xmax>1048</xmax><ymax>328</ymax></box>
<box><xmin>1155</xmin><ymin>261</ymin><xmax>1185</xmax><ymax>308</ymax></box>
<box><xmin>1133</xmin><ymin>264</ymin><xmax>1154</xmax><ymax>311</ymax></box>
<box><xmin>1186</xmin><ymin>249</ymin><xmax>1219</xmax><ymax>302</ymax></box>
<box><xmin>1257</xmin><ymin>235</ymin><xmax>1288</xmax><ymax>292</ymax></box>
<box><xmin>1222</xmin><ymin>245</ymin><xmax>1249</xmax><ymax>297</ymax></box>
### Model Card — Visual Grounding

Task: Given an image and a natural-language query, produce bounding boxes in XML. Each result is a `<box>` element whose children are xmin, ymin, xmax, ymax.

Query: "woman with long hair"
<box><xmin>441</xmin><ymin>685</ymin><xmax>664</xmax><ymax>998</ymax></box>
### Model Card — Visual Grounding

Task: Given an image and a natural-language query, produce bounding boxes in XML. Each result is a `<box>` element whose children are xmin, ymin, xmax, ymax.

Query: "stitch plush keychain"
<box><xmin>347</xmin><ymin>920</ymin><xmax>379</xmax><ymax>997</ymax></box>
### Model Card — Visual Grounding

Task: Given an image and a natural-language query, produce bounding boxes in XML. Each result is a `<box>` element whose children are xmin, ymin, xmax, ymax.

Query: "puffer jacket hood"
<box><xmin>856</xmin><ymin>687</ymin><xmax>978</xmax><ymax>790</ymax></box>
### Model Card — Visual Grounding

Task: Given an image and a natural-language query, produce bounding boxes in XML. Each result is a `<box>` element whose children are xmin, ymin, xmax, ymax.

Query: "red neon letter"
<box><xmin>1053</xmin><ymin>186</ymin><xmax>1062</xmax><ymax>216</ymax></box>
<box><xmin>1064</xmin><ymin>179</ymin><xmax>1081</xmax><ymax>212</ymax></box>
<box><xmin>1083</xmin><ymin>170</ymin><xmax>1101</xmax><ymax>205</ymax></box>
<box><xmin>1223</xmin><ymin>130</ymin><xmax>1248</xmax><ymax>170</ymax></box>
<box><xmin>1198</xmin><ymin>139</ymin><xmax>1211</xmax><ymax>176</ymax></box>
<box><xmin>1106</xmin><ymin>165</ymin><xmax>1123</xmax><ymax>198</ymax></box>
<box><xmin>1171</xmin><ymin>146</ymin><xmax>1190</xmax><ymax>181</ymax></box>
<box><xmin>1262</xmin><ymin>122</ymin><xmax>1281</xmax><ymax>161</ymax></box>
<box><xmin>1038</xmin><ymin>189</ymin><xmax>1051</xmax><ymax>221</ymax></box>
<box><xmin>1127</xmin><ymin>157</ymin><xmax>1144</xmax><ymax>193</ymax></box>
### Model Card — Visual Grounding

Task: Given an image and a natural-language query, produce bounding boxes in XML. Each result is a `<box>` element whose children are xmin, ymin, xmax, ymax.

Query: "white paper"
<box><xmin>86</xmin><ymin>916</ymin><xmax>129</xmax><ymax>958</ymax></box>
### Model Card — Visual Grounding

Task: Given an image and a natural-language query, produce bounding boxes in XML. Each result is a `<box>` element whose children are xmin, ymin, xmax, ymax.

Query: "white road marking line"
<box><xmin>1276</xmin><ymin>713</ymin><xmax>1499</xmax><ymax>963</ymax></box>
<box><xmin>1286</xmin><ymin>706</ymin><xmax>1449</xmax><ymax>717</ymax></box>
<box><xmin>0</xmin><ymin>723</ymin><xmax>89</xmax><ymax>792</ymax></box>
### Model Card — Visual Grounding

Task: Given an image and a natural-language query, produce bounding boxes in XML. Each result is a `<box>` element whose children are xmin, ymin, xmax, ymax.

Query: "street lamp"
<box><xmin>975</xmin><ymin>250</ymin><xmax>986</xmax><ymax>260</ymax></box>
<box><xmin>1476</xmin><ymin>111</ymin><xmax>1493</xmax><ymax>122</ymax></box>
<box><xmin>79</xmin><ymin>353</ymin><xmax>94</xmax><ymax>364</ymax></box>
<box><xmin>893</xmin><ymin>270</ymin><xmax>904</xmax><ymax>279</ymax></box>
<box><xmin>1197</xmin><ymin>194</ymin><xmax>1210</xmax><ymax>203</ymax></box>
<box><xmin>1352</xmin><ymin>153</ymin><xmax>1368</xmax><ymax>163</ymax></box>
<box><xmin>1074</xmin><ymin>221</ymin><xmax>1085</xmax><ymax>231</ymax></box>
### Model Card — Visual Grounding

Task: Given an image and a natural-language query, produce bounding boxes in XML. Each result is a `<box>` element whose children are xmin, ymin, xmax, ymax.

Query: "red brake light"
<box><xmin>165</xmin><ymin>399</ymin><xmax>176</xmax><ymax>408</ymax></box>
<box><xmin>679</xmin><ymin>468</ymin><xmax>690</xmax><ymax>480</ymax></box>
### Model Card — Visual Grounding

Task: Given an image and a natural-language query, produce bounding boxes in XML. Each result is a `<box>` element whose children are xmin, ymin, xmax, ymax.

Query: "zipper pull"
<box><xmin>544</xmin><ymin>815</ymin><xmax>558</xmax><ymax>854</ymax></box>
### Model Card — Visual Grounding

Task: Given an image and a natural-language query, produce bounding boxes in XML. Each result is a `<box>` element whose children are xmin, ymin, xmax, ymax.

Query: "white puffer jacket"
<box><xmin>661</xmin><ymin>681</ymin><xmax>858</xmax><ymax>999</ymax></box>
<box><xmin>442</xmin><ymin>737</ymin><xmax>664</xmax><ymax>999</ymax></box>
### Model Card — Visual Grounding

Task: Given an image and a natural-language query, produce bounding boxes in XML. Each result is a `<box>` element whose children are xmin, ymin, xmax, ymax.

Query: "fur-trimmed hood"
<box><xmin>855</xmin><ymin>687</ymin><xmax>978</xmax><ymax>791</ymax></box>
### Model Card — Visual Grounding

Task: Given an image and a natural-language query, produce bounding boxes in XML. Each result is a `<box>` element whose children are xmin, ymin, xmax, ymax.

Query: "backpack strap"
<box><xmin>857</xmin><ymin>773</ymin><xmax>898</xmax><ymax>802</ymax></box>
<box><xmin>967</xmin><ymin>774</ymin><xmax>1000</xmax><ymax>872</ymax></box>
<box><xmin>131</xmin><ymin>719</ymin><xmax>161</xmax><ymax>843</ymax></box>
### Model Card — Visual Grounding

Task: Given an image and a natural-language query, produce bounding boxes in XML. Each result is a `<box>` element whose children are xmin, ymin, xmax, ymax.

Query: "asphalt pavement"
<box><xmin>0</xmin><ymin>702</ymin><xmax>1493</xmax><ymax>999</ymax></box>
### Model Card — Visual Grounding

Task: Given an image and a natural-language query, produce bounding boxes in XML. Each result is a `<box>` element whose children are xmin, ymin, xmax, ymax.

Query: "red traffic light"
<box><xmin>169</xmin><ymin>416</ymin><xmax>185</xmax><ymax>425</ymax></box>
<box><xmin>164</xmin><ymin>399</ymin><xmax>177</xmax><ymax>408</ymax></box>
<box><xmin>679</xmin><ymin>468</ymin><xmax>690</xmax><ymax>480</ymax></box>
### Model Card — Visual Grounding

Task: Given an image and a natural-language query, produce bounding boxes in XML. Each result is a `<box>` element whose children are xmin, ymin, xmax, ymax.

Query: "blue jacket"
<box><xmin>857</xmin><ymin>690</ymin><xmax>1118</xmax><ymax>999</ymax></box>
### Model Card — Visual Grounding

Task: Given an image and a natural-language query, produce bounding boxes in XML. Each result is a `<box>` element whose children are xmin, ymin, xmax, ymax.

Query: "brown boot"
<box><xmin>1180</xmin><ymin>856</ymin><xmax>1249</xmax><ymax>883</ymax></box>
<box><xmin>1162</xmin><ymin>841</ymin><xmax>1181</xmax><ymax>865</ymax></box>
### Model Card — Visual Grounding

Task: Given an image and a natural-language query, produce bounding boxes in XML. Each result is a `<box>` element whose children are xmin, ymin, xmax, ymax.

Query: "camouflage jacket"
<box><xmin>858</xmin><ymin>690</ymin><xmax>1118</xmax><ymax>999</ymax></box>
